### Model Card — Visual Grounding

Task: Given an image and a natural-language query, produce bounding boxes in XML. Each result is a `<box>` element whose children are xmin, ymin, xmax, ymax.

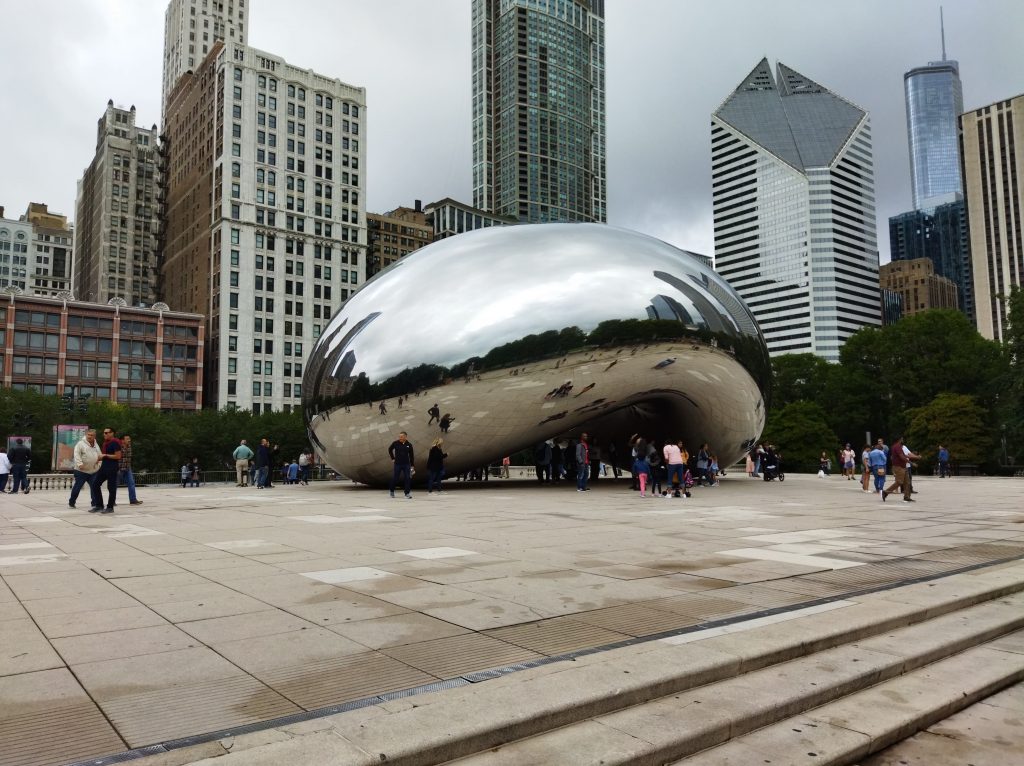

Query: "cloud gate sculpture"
<box><xmin>303</xmin><ymin>224</ymin><xmax>770</xmax><ymax>485</ymax></box>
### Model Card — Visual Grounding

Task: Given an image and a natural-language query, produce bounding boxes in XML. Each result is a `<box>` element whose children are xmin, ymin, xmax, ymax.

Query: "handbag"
<box><xmin>817</xmin><ymin>469</ymin><xmax>826</xmax><ymax>478</ymax></box>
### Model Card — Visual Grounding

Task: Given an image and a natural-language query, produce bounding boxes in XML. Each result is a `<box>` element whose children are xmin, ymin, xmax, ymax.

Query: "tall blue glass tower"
<box><xmin>903</xmin><ymin>24</ymin><xmax>964</xmax><ymax>209</ymax></box>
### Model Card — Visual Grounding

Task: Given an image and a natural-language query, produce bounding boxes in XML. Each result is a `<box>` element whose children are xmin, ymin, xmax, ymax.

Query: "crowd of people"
<box><xmin>11</xmin><ymin>420</ymin><xmax>948</xmax><ymax>512</ymax></box>
<box><xmin>229</xmin><ymin>439</ymin><xmax>315</xmax><ymax>489</ymax></box>
<box><xmin>65</xmin><ymin>427</ymin><xmax>139</xmax><ymax>513</ymax></box>
<box><xmin>815</xmin><ymin>436</ymin><xmax>943</xmax><ymax>503</ymax></box>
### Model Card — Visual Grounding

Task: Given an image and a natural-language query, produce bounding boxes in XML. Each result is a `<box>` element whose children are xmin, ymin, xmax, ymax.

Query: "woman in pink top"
<box><xmin>663</xmin><ymin>441</ymin><xmax>685</xmax><ymax>490</ymax></box>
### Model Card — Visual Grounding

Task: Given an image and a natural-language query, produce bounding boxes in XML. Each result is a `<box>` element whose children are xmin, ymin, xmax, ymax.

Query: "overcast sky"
<box><xmin>2</xmin><ymin>0</ymin><xmax>1021</xmax><ymax>261</ymax></box>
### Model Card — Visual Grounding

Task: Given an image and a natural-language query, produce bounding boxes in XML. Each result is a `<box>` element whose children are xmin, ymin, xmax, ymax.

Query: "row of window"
<box><xmin>225</xmin><ymin>380</ymin><xmax>301</xmax><ymax>398</ymax></box>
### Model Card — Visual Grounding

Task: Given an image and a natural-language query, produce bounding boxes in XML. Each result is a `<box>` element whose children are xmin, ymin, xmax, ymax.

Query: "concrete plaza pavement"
<box><xmin>1</xmin><ymin>472</ymin><xmax>1023</xmax><ymax>765</ymax></box>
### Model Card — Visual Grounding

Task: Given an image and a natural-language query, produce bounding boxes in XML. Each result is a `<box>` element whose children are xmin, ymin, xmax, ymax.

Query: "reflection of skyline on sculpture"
<box><xmin>303</xmin><ymin>224</ymin><xmax>770</xmax><ymax>485</ymax></box>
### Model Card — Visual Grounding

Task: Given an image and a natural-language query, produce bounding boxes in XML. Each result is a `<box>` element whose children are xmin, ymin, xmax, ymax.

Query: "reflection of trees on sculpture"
<box><xmin>307</xmin><ymin>316</ymin><xmax>771</xmax><ymax>417</ymax></box>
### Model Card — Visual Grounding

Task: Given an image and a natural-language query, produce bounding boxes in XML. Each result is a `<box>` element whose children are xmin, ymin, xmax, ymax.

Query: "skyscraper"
<box><xmin>960</xmin><ymin>93</ymin><xmax>1024</xmax><ymax>342</ymax></box>
<box><xmin>162</xmin><ymin>0</ymin><xmax>247</xmax><ymax>117</ymax></box>
<box><xmin>73</xmin><ymin>102</ymin><xmax>161</xmax><ymax>306</ymax></box>
<box><xmin>888</xmin><ymin>200</ymin><xmax>973</xmax><ymax>320</ymax></box>
<box><xmin>472</xmin><ymin>0</ymin><xmax>606</xmax><ymax>223</ymax></box>
<box><xmin>904</xmin><ymin>16</ymin><xmax>964</xmax><ymax>210</ymax></box>
<box><xmin>712</xmin><ymin>59</ymin><xmax>880</xmax><ymax>362</ymax></box>
<box><xmin>0</xmin><ymin>204</ymin><xmax>73</xmax><ymax>297</ymax></box>
<box><xmin>162</xmin><ymin>41</ymin><xmax>367</xmax><ymax>412</ymax></box>
<box><xmin>889</xmin><ymin>19</ymin><xmax>973</xmax><ymax>322</ymax></box>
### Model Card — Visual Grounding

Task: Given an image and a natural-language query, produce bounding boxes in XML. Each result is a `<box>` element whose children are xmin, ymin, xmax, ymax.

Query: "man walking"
<box><xmin>119</xmin><ymin>434</ymin><xmax>142</xmax><ymax>505</ymax></box>
<box><xmin>882</xmin><ymin>436</ymin><xmax>921</xmax><ymax>503</ymax></box>
<box><xmin>95</xmin><ymin>428</ymin><xmax>123</xmax><ymax>513</ymax></box>
<box><xmin>427</xmin><ymin>403</ymin><xmax>440</xmax><ymax>426</ymax></box>
<box><xmin>233</xmin><ymin>440</ymin><xmax>254</xmax><ymax>486</ymax></box>
<box><xmin>8</xmin><ymin>438</ymin><xmax>32</xmax><ymax>494</ymax></box>
<box><xmin>254</xmin><ymin>438</ymin><xmax>271</xmax><ymax>489</ymax></box>
<box><xmin>298</xmin><ymin>451</ymin><xmax>311</xmax><ymax>485</ymax></box>
<box><xmin>388</xmin><ymin>431</ymin><xmax>414</xmax><ymax>499</ymax></box>
<box><xmin>69</xmin><ymin>430</ymin><xmax>102</xmax><ymax>510</ymax></box>
<box><xmin>576</xmin><ymin>433</ymin><xmax>590</xmax><ymax>492</ymax></box>
<box><xmin>937</xmin><ymin>444</ymin><xmax>950</xmax><ymax>478</ymax></box>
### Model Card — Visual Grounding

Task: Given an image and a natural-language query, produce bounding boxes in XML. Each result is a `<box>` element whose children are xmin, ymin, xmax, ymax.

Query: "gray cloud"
<box><xmin>1</xmin><ymin>0</ymin><xmax>1021</xmax><ymax>262</ymax></box>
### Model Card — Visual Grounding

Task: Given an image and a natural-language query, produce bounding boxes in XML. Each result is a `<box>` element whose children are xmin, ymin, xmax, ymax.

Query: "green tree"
<box><xmin>838</xmin><ymin>309</ymin><xmax>1007</xmax><ymax>439</ymax></box>
<box><xmin>761</xmin><ymin>401</ymin><xmax>838</xmax><ymax>471</ymax></box>
<box><xmin>997</xmin><ymin>286</ymin><xmax>1024</xmax><ymax>464</ymax></box>
<box><xmin>905</xmin><ymin>393</ymin><xmax>992</xmax><ymax>471</ymax></box>
<box><xmin>770</xmin><ymin>353</ymin><xmax>832</xmax><ymax>409</ymax></box>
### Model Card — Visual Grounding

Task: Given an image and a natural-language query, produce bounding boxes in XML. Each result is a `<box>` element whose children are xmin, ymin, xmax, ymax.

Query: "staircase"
<box><xmin>128</xmin><ymin>561</ymin><xmax>1024</xmax><ymax>766</ymax></box>
<box><xmin>333</xmin><ymin>562</ymin><xmax>1024</xmax><ymax>766</ymax></box>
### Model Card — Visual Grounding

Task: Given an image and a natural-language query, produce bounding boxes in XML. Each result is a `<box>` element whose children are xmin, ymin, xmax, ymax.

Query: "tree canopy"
<box><xmin>767</xmin><ymin>306</ymin><xmax>1017</xmax><ymax>471</ymax></box>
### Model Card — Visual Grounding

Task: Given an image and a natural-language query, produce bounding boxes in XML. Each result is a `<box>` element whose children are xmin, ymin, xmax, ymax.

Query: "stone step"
<box><xmin>434</xmin><ymin>584</ymin><xmax>1024</xmax><ymax>765</ymax></box>
<box><xmin>126</xmin><ymin>563</ymin><xmax>1024</xmax><ymax>766</ymax></box>
<box><xmin>672</xmin><ymin>630</ymin><xmax>1024</xmax><ymax>765</ymax></box>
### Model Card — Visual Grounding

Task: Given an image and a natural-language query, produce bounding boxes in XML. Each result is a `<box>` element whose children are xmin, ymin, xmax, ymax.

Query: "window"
<box><xmin>253</xmin><ymin>360</ymin><xmax>262</xmax><ymax>374</ymax></box>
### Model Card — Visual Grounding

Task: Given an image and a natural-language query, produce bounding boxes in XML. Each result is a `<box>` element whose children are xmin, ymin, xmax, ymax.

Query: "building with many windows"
<box><xmin>904</xmin><ymin>29</ymin><xmax>964</xmax><ymax>211</ymax></box>
<box><xmin>366</xmin><ymin>204</ymin><xmax>433</xmax><ymax>278</ymax></box>
<box><xmin>162</xmin><ymin>41</ymin><xmax>366</xmax><ymax>412</ymax></box>
<box><xmin>423</xmin><ymin>197</ymin><xmax>515</xmax><ymax>240</ymax></box>
<box><xmin>888</xmin><ymin>200</ymin><xmax>973</xmax><ymax>320</ymax></box>
<box><xmin>472</xmin><ymin>0</ymin><xmax>606</xmax><ymax>223</ymax></box>
<box><xmin>879</xmin><ymin>257</ymin><xmax>958</xmax><ymax>324</ymax></box>
<box><xmin>888</xmin><ymin>27</ymin><xmax>973</xmax><ymax>324</ymax></box>
<box><xmin>74</xmin><ymin>102</ymin><xmax>161</xmax><ymax>306</ymax></box>
<box><xmin>960</xmin><ymin>93</ymin><xmax>1024</xmax><ymax>342</ymax></box>
<box><xmin>0</xmin><ymin>204</ymin><xmax>74</xmax><ymax>297</ymax></box>
<box><xmin>712</xmin><ymin>59</ymin><xmax>880</xmax><ymax>362</ymax></box>
<box><xmin>162</xmin><ymin>0</ymin><xmax>247</xmax><ymax>118</ymax></box>
<box><xmin>0</xmin><ymin>293</ymin><xmax>203</xmax><ymax>409</ymax></box>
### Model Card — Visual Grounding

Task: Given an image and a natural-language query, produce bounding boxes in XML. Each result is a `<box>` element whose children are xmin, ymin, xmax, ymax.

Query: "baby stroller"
<box><xmin>762</xmin><ymin>455</ymin><xmax>785</xmax><ymax>482</ymax></box>
<box><xmin>668</xmin><ymin>467</ymin><xmax>695</xmax><ymax>498</ymax></box>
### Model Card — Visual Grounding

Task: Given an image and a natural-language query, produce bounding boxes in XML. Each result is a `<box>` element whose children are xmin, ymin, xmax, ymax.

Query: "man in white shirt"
<box><xmin>69</xmin><ymin>430</ymin><xmax>103</xmax><ymax>511</ymax></box>
<box><xmin>0</xmin><ymin>448</ymin><xmax>11</xmax><ymax>493</ymax></box>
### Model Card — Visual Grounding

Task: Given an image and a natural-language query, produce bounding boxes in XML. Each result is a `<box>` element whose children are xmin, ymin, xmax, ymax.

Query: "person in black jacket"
<box><xmin>8</xmin><ymin>438</ymin><xmax>32</xmax><ymax>494</ymax></box>
<box><xmin>388</xmin><ymin>431</ymin><xmax>414</xmax><ymax>498</ymax></box>
<box><xmin>426</xmin><ymin>438</ymin><xmax>447</xmax><ymax>494</ymax></box>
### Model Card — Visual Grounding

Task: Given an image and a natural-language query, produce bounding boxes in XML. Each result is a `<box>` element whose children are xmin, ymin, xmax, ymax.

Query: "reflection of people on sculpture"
<box><xmin>388</xmin><ymin>431</ymin><xmax>414</xmax><ymax>499</ymax></box>
<box><xmin>574</xmin><ymin>382</ymin><xmax>595</xmax><ymax>397</ymax></box>
<box><xmin>378</xmin><ymin>401</ymin><xmax>387</xmax><ymax>414</ymax></box>
<box><xmin>546</xmin><ymin>381</ymin><xmax>574</xmax><ymax>399</ymax></box>
<box><xmin>439</xmin><ymin>414</ymin><xmax>453</xmax><ymax>433</ymax></box>
<box><xmin>427</xmin><ymin>403</ymin><xmax>440</xmax><ymax>425</ymax></box>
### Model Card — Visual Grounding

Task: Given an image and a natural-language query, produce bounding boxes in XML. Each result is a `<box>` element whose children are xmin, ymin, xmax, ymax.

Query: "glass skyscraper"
<box><xmin>888</xmin><ymin>201</ymin><xmax>974</xmax><ymax>321</ymax></box>
<box><xmin>712</xmin><ymin>59</ymin><xmax>880</xmax><ymax>362</ymax></box>
<box><xmin>890</xmin><ymin>29</ymin><xmax>974</xmax><ymax>323</ymax></box>
<box><xmin>472</xmin><ymin>0</ymin><xmax>606</xmax><ymax>223</ymax></box>
<box><xmin>904</xmin><ymin>58</ymin><xmax>964</xmax><ymax>210</ymax></box>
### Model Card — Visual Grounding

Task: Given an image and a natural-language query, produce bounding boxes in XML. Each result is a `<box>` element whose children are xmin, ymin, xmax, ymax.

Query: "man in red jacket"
<box><xmin>882</xmin><ymin>436</ymin><xmax>920</xmax><ymax>503</ymax></box>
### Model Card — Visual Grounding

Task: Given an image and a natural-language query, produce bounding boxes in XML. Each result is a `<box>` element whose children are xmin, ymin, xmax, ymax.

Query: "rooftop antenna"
<box><xmin>940</xmin><ymin>6</ymin><xmax>947</xmax><ymax>61</ymax></box>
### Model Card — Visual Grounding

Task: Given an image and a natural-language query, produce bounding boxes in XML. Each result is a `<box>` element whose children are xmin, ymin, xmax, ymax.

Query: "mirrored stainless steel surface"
<box><xmin>303</xmin><ymin>224</ymin><xmax>770</xmax><ymax>485</ymax></box>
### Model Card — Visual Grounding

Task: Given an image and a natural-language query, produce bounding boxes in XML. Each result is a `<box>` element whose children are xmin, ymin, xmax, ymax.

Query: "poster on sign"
<box><xmin>52</xmin><ymin>426</ymin><xmax>88</xmax><ymax>472</ymax></box>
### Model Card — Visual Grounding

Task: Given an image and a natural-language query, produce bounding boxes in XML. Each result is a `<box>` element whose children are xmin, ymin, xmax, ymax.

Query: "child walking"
<box><xmin>633</xmin><ymin>453</ymin><xmax>651</xmax><ymax>497</ymax></box>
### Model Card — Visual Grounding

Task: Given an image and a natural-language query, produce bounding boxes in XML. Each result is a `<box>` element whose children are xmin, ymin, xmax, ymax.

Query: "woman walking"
<box><xmin>427</xmin><ymin>438</ymin><xmax>447</xmax><ymax>494</ymax></box>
